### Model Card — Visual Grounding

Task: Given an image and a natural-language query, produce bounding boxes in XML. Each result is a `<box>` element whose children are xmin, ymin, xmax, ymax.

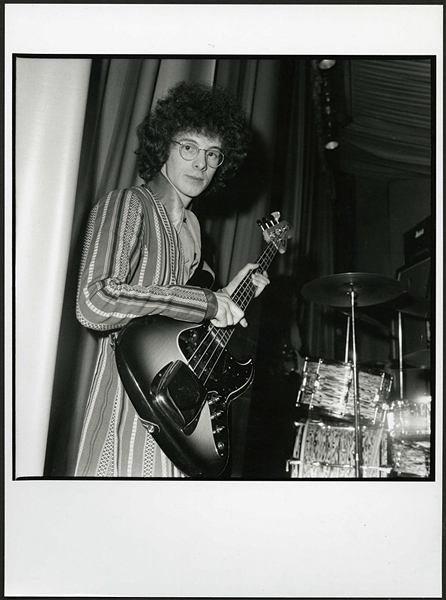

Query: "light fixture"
<box><xmin>325</xmin><ymin>139</ymin><xmax>339</xmax><ymax>150</ymax></box>
<box><xmin>318</xmin><ymin>59</ymin><xmax>336</xmax><ymax>70</ymax></box>
<box><xmin>324</xmin><ymin>121</ymin><xmax>339</xmax><ymax>150</ymax></box>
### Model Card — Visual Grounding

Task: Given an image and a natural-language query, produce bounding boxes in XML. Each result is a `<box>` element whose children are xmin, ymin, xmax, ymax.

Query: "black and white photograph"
<box><xmin>6</xmin><ymin>4</ymin><xmax>443</xmax><ymax>598</ymax></box>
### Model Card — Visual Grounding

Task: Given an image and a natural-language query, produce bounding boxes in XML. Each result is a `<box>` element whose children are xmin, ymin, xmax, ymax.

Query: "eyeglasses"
<box><xmin>172</xmin><ymin>140</ymin><xmax>225</xmax><ymax>168</ymax></box>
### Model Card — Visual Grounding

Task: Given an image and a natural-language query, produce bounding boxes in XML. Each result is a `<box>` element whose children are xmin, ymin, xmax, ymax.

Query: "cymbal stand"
<box><xmin>397</xmin><ymin>311</ymin><xmax>404</xmax><ymax>400</ymax></box>
<box><xmin>349</xmin><ymin>286</ymin><xmax>362</xmax><ymax>478</ymax></box>
<box><xmin>344</xmin><ymin>315</ymin><xmax>351</xmax><ymax>363</ymax></box>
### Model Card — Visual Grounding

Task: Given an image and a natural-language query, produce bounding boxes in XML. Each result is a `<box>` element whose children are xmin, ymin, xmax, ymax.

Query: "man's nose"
<box><xmin>193</xmin><ymin>149</ymin><xmax>208</xmax><ymax>170</ymax></box>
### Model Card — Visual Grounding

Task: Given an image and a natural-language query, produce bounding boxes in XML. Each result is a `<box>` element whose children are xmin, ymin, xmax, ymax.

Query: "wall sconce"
<box><xmin>325</xmin><ymin>122</ymin><xmax>339</xmax><ymax>150</ymax></box>
<box><xmin>321</xmin><ymin>74</ymin><xmax>339</xmax><ymax>150</ymax></box>
<box><xmin>311</xmin><ymin>59</ymin><xmax>341</xmax><ymax>155</ymax></box>
<box><xmin>318</xmin><ymin>59</ymin><xmax>336</xmax><ymax>70</ymax></box>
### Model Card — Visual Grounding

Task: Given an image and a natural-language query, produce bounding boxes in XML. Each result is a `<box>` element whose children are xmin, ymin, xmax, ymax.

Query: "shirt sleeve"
<box><xmin>76</xmin><ymin>188</ymin><xmax>217</xmax><ymax>331</ymax></box>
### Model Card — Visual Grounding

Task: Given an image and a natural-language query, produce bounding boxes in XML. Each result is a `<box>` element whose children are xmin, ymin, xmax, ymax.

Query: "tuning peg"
<box><xmin>258</xmin><ymin>214</ymin><xmax>281</xmax><ymax>232</ymax></box>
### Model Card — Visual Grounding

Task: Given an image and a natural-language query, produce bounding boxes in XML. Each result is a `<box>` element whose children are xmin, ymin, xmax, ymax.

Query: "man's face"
<box><xmin>164</xmin><ymin>132</ymin><xmax>222</xmax><ymax>201</ymax></box>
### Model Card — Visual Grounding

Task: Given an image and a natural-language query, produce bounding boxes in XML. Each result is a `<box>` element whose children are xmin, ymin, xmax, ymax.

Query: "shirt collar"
<box><xmin>147</xmin><ymin>170</ymin><xmax>187</xmax><ymax>229</ymax></box>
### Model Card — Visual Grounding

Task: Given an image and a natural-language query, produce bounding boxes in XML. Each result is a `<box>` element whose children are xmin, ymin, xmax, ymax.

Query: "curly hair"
<box><xmin>135</xmin><ymin>80</ymin><xmax>252</xmax><ymax>191</ymax></box>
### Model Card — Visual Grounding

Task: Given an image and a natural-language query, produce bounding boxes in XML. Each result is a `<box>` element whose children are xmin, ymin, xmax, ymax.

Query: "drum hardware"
<box><xmin>285</xmin><ymin>458</ymin><xmax>391</xmax><ymax>475</ymax></box>
<box><xmin>350</xmin><ymin>287</ymin><xmax>362</xmax><ymax>477</ymax></box>
<box><xmin>397</xmin><ymin>311</ymin><xmax>404</xmax><ymax>400</ymax></box>
<box><xmin>301</xmin><ymin>273</ymin><xmax>403</xmax><ymax>478</ymax></box>
<box><xmin>344</xmin><ymin>314</ymin><xmax>351</xmax><ymax>363</ymax></box>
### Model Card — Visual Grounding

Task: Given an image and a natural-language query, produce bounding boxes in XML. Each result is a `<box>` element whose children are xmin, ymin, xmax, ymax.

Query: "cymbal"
<box><xmin>302</xmin><ymin>272</ymin><xmax>404</xmax><ymax>308</ymax></box>
<box><xmin>403</xmin><ymin>349</ymin><xmax>431</xmax><ymax>369</ymax></box>
<box><xmin>395</xmin><ymin>294</ymin><xmax>431</xmax><ymax>318</ymax></box>
<box><xmin>339</xmin><ymin>309</ymin><xmax>395</xmax><ymax>338</ymax></box>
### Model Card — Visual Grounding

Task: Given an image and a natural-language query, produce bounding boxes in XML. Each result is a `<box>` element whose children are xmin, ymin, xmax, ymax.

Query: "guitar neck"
<box><xmin>204</xmin><ymin>217</ymin><xmax>291</xmax><ymax>352</ymax></box>
<box><xmin>230</xmin><ymin>241</ymin><xmax>279</xmax><ymax>311</ymax></box>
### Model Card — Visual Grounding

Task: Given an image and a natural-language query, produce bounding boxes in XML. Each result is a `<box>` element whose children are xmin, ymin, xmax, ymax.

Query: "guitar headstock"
<box><xmin>257</xmin><ymin>212</ymin><xmax>293</xmax><ymax>254</ymax></box>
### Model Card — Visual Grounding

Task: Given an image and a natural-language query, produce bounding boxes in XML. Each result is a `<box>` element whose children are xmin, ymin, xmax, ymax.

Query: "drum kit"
<box><xmin>286</xmin><ymin>272</ymin><xmax>432</xmax><ymax>479</ymax></box>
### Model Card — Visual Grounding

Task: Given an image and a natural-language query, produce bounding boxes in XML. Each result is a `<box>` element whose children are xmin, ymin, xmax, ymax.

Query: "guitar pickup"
<box><xmin>151</xmin><ymin>360</ymin><xmax>207</xmax><ymax>432</ymax></box>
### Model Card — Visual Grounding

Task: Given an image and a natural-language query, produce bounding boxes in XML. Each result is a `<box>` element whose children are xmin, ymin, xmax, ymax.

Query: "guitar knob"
<box><xmin>217</xmin><ymin>441</ymin><xmax>225</xmax><ymax>452</ymax></box>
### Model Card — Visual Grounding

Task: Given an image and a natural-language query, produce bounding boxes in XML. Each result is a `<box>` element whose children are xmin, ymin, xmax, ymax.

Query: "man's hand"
<box><xmin>225</xmin><ymin>263</ymin><xmax>270</xmax><ymax>298</ymax></box>
<box><xmin>211</xmin><ymin>290</ymin><xmax>246</xmax><ymax>328</ymax></box>
<box><xmin>211</xmin><ymin>264</ymin><xmax>270</xmax><ymax>328</ymax></box>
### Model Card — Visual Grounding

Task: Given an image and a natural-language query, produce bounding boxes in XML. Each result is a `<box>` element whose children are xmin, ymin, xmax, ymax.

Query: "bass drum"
<box><xmin>287</xmin><ymin>419</ymin><xmax>389</xmax><ymax>478</ymax></box>
<box><xmin>297</xmin><ymin>358</ymin><xmax>392</xmax><ymax>423</ymax></box>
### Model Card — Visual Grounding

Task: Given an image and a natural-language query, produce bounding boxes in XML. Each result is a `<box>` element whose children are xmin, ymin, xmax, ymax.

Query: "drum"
<box><xmin>389</xmin><ymin>439</ymin><xmax>430</xmax><ymax>478</ymax></box>
<box><xmin>297</xmin><ymin>358</ymin><xmax>352</xmax><ymax>418</ymax></box>
<box><xmin>344</xmin><ymin>365</ymin><xmax>393</xmax><ymax>423</ymax></box>
<box><xmin>297</xmin><ymin>358</ymin><xmax>392</xmax><ymax>423</ymax></box>
<box><xmin>387</xmin><ymin>396</ymin><xmax>431</xmax><ymax>440</ymax></box>
<box><xmin>287</xmin><ymin>419</ymin><xmax>389</xmax><ymax>478</ymax></box>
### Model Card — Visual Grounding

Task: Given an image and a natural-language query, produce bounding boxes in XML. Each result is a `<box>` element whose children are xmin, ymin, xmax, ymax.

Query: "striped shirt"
<box><xmin>74</xmin><ymin>174</ymin><xmax>216</xmax><ymax>477</ymax></box>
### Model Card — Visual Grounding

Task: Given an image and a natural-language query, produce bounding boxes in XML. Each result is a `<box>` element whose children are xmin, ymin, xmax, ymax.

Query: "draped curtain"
<box><xmin>338</xmin><ymin>58</ymin><xmax>432</xmax><ymax>180</ymax></box>
<box><xmin>15</xmin><ymin>57</ymin><xmax>335</xmax><ymax>477</ymax></box>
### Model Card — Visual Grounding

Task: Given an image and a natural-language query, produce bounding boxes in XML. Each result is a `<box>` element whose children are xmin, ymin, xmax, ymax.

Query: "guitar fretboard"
<box><xmin>189</xmin><ymin>221</ymin><xmax>291</xmax><ymax>383</ymax></box>
<box><xmin>231</xmin><ymin>239</ymin><xmax>280</xmax><ymax>311</ymax></box>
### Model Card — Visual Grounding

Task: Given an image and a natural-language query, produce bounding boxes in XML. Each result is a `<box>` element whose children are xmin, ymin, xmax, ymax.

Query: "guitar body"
<box><xmin>115</xmin><ymin>214</ymin><xmax>292</xmax><ymax>478</ymax></box>
<box><xmin>115</xmin><ymin>315</ymin><xmax>254</xmax><ymax>478</ymax></box>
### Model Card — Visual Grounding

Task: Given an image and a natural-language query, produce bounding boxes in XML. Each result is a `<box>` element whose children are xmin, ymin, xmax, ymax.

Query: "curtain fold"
<box><xmin>16</xmin><ymin>58</ymin><xmax>92</xmax><ymax>477</ymax></box>
<box><xmin>45</xmin><ymin>58</ymin><xmax>164</xmax><ymax>475</ymax></box>
<box><xmin>338</xmin><ymin>59</ymin><xmax>432</xmax><ymax>179</ymax></box>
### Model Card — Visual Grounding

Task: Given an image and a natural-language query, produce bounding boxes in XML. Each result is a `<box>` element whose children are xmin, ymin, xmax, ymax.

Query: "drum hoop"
<box><xmin>357</xmin><ymin>365</ymin><xmax>392</xmax><ymax>378</ymax></box>
<box><xmin>304</xmin><ymin>357</ymin><xmax>351</xmax><ymax>368</ymax></box>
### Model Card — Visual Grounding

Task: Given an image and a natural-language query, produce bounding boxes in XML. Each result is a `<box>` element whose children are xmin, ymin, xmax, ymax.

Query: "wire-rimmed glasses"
<box><xmin>172</xmin><ymin>140</ymin><xmax>225</xmax><ymax>168</ymax></box>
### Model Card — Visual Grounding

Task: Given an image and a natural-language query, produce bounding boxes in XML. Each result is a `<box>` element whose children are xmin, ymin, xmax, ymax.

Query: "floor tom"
<box><xmin>389</xmin><ymin>439</ymin><xmax>430</xmax><ymax>478</ymax></box>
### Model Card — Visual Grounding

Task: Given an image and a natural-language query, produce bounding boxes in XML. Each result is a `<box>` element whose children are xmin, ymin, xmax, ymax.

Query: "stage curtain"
<box><xmin>338</xmin><ymin>58</ymin><xmax>432</xmax><ymax>179</ymax></box>
<box><xmin>15</xmin><ymin>58</ymin><xmax>92</xmax><ymax>477</ymax></box>
<box><xmin>15</xmin><ymin>57</ymin><xmax>334</xmax><ymax>476</ymax></box>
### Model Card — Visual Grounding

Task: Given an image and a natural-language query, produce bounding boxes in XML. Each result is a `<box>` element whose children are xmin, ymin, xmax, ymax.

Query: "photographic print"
<box><xmin>6</xmin><ymin>4</ymin><xmax>443</xmax><ymax>598</ymax></box>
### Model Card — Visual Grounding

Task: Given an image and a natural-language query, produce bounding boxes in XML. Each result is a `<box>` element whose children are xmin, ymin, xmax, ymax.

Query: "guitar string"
<box><xmin>184</xmin><ymin>243</ymin><xmax>277</xmax><ymax>377</ymax></box>
<box><xmin>189</xmin><ymin>240</ymin><xmax>280</xmax><ymax>382</ymax></box>
<box><xmin>188</xmin><ymin>241</ymin><xmax>277</xmax><ymax>373</ymax></box>
<box><xmin>198</xmin><ymin>242</ymin><xmax>280</xmax><ymax>385</ymax></box>
<box><xmin>185</xmin><ymin>224</ymin><xmax>289</xmax><ymax>378</ymax></box>
<box><xmin>187</xmin><ymin>250</ymin><xmax>271</xmax><ymax>376</ymax></box>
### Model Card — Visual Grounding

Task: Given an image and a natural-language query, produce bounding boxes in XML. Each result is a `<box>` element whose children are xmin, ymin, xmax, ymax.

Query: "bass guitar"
<box><xmin>115</xmin><ymin>213</ymin><xmax>293</xmax><ymax>477</ymax></box>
